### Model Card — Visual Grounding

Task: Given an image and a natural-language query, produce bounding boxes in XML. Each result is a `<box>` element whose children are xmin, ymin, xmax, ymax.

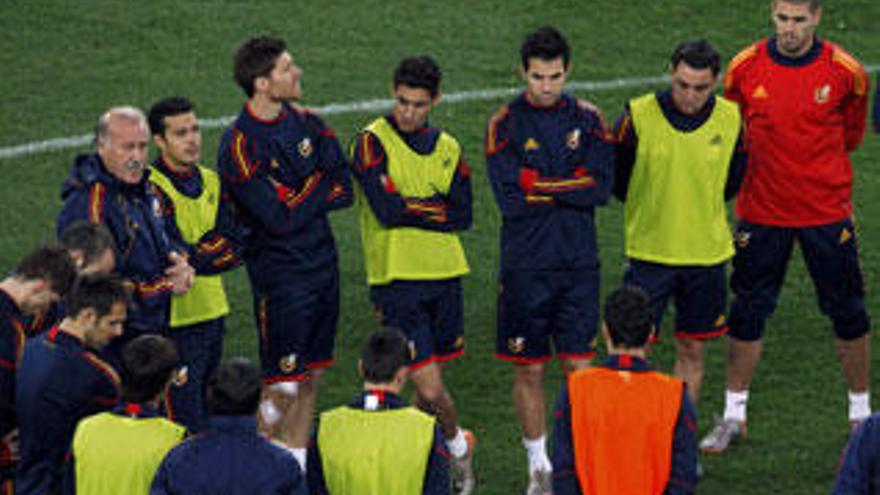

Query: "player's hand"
<box><xmin>166</xmin><ymin>251</ymin><xmax>195</xmax><ymax>295</ymax></box>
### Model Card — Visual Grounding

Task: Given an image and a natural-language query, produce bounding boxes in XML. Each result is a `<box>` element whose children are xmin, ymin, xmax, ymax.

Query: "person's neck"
<box><xmin>58</xmin><ymin>317</ymin><xmax>87</xmax><ymax>342</ymax></box>
<box><xmin>607</xmin><ymin>347</ymin><xmax>647</xmax><ymax>360</ymax></box>
<box><xmin>161</xmin><ymin>155</ymin><xmax>194</xmax><ymax>174</ymax></box>
<box><xmin>0</xmin><ymin>278</ymin><xmax>27</xmax><ymax>312</ymax></box>
<box><xmin>248</xmin><ymin>95</ymin><xmax>283</xmax><ymax>121</ymax></box>
<box><xmin>363</xmin><ymin>382</ymin><xmax>401</xmax><ymax>395</ymax></box>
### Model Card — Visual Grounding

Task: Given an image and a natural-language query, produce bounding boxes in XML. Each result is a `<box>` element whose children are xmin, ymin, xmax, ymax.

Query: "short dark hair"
<box><xmin>147</xmin><ymin>97</ymin><xmax>195</xmax><ymax>136</ymax></box>
<box><xmin>361</xmin><ymin>328</ymin><xmax>409</xmax><ymax>384</ymax></box>
<box><xmin>772</xmin><ymin>0</ymin><xmax>820</xmax><ymax>12</ymax></box>
<box><xmin>206</xmin><ymin>358</ymin><xmax>262</xmax><ymax>416</ymax></box>
<box><xmin>520</xmin><ymin>25</ymin><xmax>570</xmax><ymax>71</ymax></box>
<box><xmin>65</xmin><ymin>273</ymin><xmax>129</xmax><ymax>319</ymax></box>
<box><xmin>234</xmin><ymin>36</ymin><xmax>287</xmax><ymax>98</ymax></box>
<box><xmin>13</xmin><ymin>245</ymin><xmax>76</xmax><ymax>297</ymax></box>
<box><xmin>120</xmin><ymin>335</ymin><xmax>179</xmax><ymax>403</ymax></box>
<box><xmin>669</xmin><ymin>39</ymin><xmax>722</xmax><ymax>76</ymax></box>
<box><xmin>59</xmin><ymin>222</ymin><xmax>116</xmax><ymax>268</ymax></box>
<box><xmin>393</xmin><ymin>56</ymin><xmax>442</xmax><ymax>98</ymax></box>
<box><xmin>603</xmin><ymin>286</ymin><xmax>654</xmax><ymax>349</ymax></box>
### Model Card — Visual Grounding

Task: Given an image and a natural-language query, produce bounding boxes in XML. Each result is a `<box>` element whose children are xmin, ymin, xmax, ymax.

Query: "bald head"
<box><xmin>95</xmin><ymin>106</ymin><xmax>149</xmax><ymax>184</ymax></box>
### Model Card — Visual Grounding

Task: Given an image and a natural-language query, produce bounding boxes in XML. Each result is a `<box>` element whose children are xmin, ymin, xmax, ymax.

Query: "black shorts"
<box><xmin>496</xmin><ymin>269</ymin><xmax>599</xmax><ymax>363</ymax></box>
<box><xmin>728</xmin><ymin>219</ymin><xmax>869</xmax><ymax>341</ymax></box>
<box><xmin>624</xmin><ymin>259</ymin><xmax>728</xmax><ymax>340</ymax></box>
<box><xmin>253</xmin><ymin>268</ymin><xmax>339</xmax><ymax>383</ymax></box>
<box><xmin>370</xmin><ymin>278</ymin><xmax>465</xmax><ymax>369</ymax></box>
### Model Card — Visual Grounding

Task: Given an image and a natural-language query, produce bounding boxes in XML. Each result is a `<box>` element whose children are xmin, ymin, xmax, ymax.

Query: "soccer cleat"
<box><xmin>699</xmin><ymin>418</ymin><xmax>747</xmax><ymax>454</ymax></box>
<box><xmin>451</xmin><ymin>429</ymin><xmax>476</xmax><ymax>495</ymax></box>
<box><xmin>526</xmin><ymin>467</ymin><xmax>552</xmax><ymax>495</ymax></box>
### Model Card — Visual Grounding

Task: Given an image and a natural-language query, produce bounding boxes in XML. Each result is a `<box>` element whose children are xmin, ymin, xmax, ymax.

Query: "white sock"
<box><xmin>447</xmin><ymin>428</ymin><xmax>468</xmax><ymax>458</ymax></box>
<box><xmin>289</xmin><ymin>447</ymin><xmax>307</xmax><ymax>471</ymax></box>
<box><xmin>849</xmin><ymin>391</ymin><xmax>871</xmax><ymax>422</ymax></box>
<box><xmin>523</xmin><ymin>435</ymin><xmax>552</xmax><ymax>472</ymax></box>
<box><xmin>723</xmin><ymin>389</ymin><xmax>749</xmax><ymax>423</ymax></box>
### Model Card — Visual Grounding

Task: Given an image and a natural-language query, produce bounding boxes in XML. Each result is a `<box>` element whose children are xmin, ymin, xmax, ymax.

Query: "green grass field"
<box><xmin>2</xmin><ymin>0</ymin><xmax>879</xmax><ymax>493</ymax></box>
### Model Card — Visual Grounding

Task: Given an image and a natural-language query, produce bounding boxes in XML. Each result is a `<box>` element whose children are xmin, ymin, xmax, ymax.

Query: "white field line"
<box><xmin>1</xmin><ymin>65</ymin><xmax>877</xmax><ymax>161</ymax></box>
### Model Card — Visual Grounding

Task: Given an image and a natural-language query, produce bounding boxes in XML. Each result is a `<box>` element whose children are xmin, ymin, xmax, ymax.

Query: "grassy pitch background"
<box><xmin>1</xmin><ymin>0</ymin><xmax>879</xmax><ymax>492</ymax></box>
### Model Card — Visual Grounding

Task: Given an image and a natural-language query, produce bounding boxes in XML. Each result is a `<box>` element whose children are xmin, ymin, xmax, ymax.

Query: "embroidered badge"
<box><xmin>752</xmin><ymin>85</ymin><xmax>769</xmax><ymax>99</ymax></box>
<box><xmin>814</xmin><ymin>84</ymin><xmax>831</xmax><ymax>104</ymax></box>
<box><xmin>735</xmin><ymin>230</ymin><xmax>751</xmax><ymax>249</ymax></box>
<box><xmin>508</xmin><ymin>337</ymin><xmax>525</xmax><ymax>354</ymax></box>
<box><xmin>279</xmin><ymin>354</ymin><xmax>298</xmax><ymax>373</ymax></box>
<box><xmin>172</xmin><ymin>365</ymin><xmax>189</xmax><ymax>387</ymax></box>
<box><xmin>298</xmin><ymin>138</ymin><xmax>313</xmax><ymax>158</ymax></box>
<box><xmin>566</xmin><ymin>129</ymin><xmax>581</xmax><ymax>150</ymax></box>
<box><xmin>524</xmin><ymin>138</ymin><xmax>540</xmax><ymax>151</ymax></box>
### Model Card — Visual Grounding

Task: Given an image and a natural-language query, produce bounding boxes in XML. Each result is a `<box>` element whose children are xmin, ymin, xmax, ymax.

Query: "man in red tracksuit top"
<box><xmin>701</xmin><ymin>0</ymin><xmax>871</xmax><ymax>454</ymax></box>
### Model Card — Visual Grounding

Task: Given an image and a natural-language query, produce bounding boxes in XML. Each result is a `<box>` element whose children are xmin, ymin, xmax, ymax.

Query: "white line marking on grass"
<box><xmin>1</xmin><ymin>67</ymin><xmax>877</xmax><ymax>161</ymax></box>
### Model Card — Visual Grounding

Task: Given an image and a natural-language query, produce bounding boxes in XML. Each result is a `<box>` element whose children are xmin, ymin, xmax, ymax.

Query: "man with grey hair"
<box><xmin>57</xmin><ymin>106</ymin><xmax>194</xmax><ymax>363</ymax></box>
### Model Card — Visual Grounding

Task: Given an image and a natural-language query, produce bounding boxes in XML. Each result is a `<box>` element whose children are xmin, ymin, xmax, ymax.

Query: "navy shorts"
<box><xmin>624</xmin><ymin>259</ymin><xmax>728</xmax><ymax>340</ymax></box>
<box><xmin>370</xmin><ymin>278</ymin><xmax>465</xmax><ymax>369</ymax></box>
<box><xmin>729</xmin><ymin>219</ymin><xmax>869</xmax><ymax>341</ymax></box>
<box><xmin>253</xmin><ymin>268</ymin><xmax>339</xmax><ymax>383</ymax></box>
<box><xmin>165</xmin><ymin>317</ymin><xmax>225</xmax><ymax>433</ymax></box>
<box><xmin>496</xmin><ymin>269</ymin><xmax>599</xmax><ymax>363</ymax></box>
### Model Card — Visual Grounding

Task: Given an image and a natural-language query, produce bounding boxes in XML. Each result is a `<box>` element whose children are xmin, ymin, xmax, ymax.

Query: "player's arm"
<box><xmin>873</xmin><ymin>74</ymin><xmax>879</xmax><ymax>135</ymax></box>
<box><xmin>352</xmin><ymin>132</ymin><xmax>459</xmax><ymax>232</ymax></box>
<box><xmin>612</xmin><ymin>104</ymin><xmax>637</xmax><ymax>202</ymax></box>
<box><xmin>486</xmin><ymin>108</ymin><xmax>556</xmax><ymax>218</ymax></box>
<box><xmin>187</xmin><ymin>187</ymin><xmax>247</xmax><ymax>275</ymax></box>
<box><xmin>408</xmin><ymin>156</ymin><xmax>473</xmax><ymax>232</ymax></box>
<box><xmin>722</xmin><ymin>45</ymin><xmax>755</xmax><ymax>112</ymax></box>
<box><xmin>307</xmin><ymin>114</ymin><xmax>354</xmax><ymax>213</ymax></box>
<box><xmin>523</xmin><ymin>104</ymin><xmax>613</xmax><ymax>210</ymax></box>
<box><xmin>422</xmin><ymin>423</ymin><xmax>451</xmax><ymax>495</ymax></box>
<box><xmin>664</xmin><ymin>387</ymin><xmax>698</xmax><ymax>495</ymax></box>
<box><xmin>551</xmin><ymin>382</ymin><xmax>582</xmax><ymax>495</ymax></box>
<box><xmin>833</xmin><ymin>417</ymin><xmax>880</xmax><ymax>495</ymax></box>
<box><xmin>218</xmin><ymin>129</ymin><xmax>328</xmax><ymax>236</ymax></box>
<box><xmin>840</xmin><ymin>61</ymin><xmax>869</xmax><ymax>153</ymax></box>
<box><xmin>0</xmin><ymin>328</ymin><xmax>18</xmax><ymax>440</ymax></box>
<box><xmin>725</xmin><ymin>124</ymin><xmax>749</xmax><ymax>201</ymax></box>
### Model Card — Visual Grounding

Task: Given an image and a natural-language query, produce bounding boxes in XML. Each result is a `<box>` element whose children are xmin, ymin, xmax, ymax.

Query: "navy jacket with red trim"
<box><xmin>57</xmin><ymin>153</ymin><xmax>178</xmax><ymax>335</ymax></box>
<box><xmin>150</xmin><ymin>157</ymin><xmax>247</xmax><ymax>275</ymax></box>
<box><xmin>306</xmin><ymin>390</ymin><xmax>450</xmax><ymax>495</ymax></box>
<box><xmin>351</xmin><ymin>115</ymin><xmax>472</xmax><ymax>232</ymax></box>
<box><xmin>486</xmin><ymin>93</ymin><xmax>613</xmax><ymax>272</ymax></box>
<box><xmin>0</xmin><ymin>291</ymin><xmax>26</xmax><ymax>440</ymax></box>
<box><xmin>551</xmin><ymin>355</ymin><xmax>697</xmax><ymax>495</ymax></box>
<box><xmin>151</xmin><ymin>415</ymin><xmax>305</xmax><ymax>495</ymax></box>
<box><xmin>15</xmin><ymin>327</ymin><xmax>120</xmax><ymax>495</ymax></box>
<box><xmin>217</xmin><ymin>102</ymin><xmax>352</xmax><ymax>284</ymax></box>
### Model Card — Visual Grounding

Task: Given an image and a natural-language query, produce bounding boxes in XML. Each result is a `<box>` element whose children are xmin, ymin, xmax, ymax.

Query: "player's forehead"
<box><xmin>273</xmin><ymin>51</ymin><xmax>293</xmax><ymax>70</ymax></box>
<box><xmin>164</xmin><ymin>111</ymin><xmax>198</xmax><ymax>131</ymax></box>
<box><xmin>107</xmin><ymin>116</ymin><xmax>148</xmax><ymax>143</ymax></box>
<box><xmin>524</xmin><ymin>57</ymin><xmax>566</xmax><ymax>76</ymax></box>
<box><xmin>772</xmin><ymin>1</ymin><xmax>816</xmax><ymax>19</ymax></box>
<box><xmin>672</xmin><ymin>62</ymin><xmax>715</xmax><ymax>84</ymax></box>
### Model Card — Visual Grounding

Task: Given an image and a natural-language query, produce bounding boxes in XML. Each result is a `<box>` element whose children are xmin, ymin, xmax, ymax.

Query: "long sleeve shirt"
<box><xmin>351</xmin><ymin>115</ymin><xmax>472</xmax><ymax>233</ymax></box>
<box><xmin>57</xmin><ymin>153</ymin><xmax>178</xmax><ymax>335</ymax></box>
<box><xmin>724</xmin><ymin>37</ymin><xmax>869</xmax><ymax>226</ymax></box>
<box><xmin>486</xmin><ymin>93</ymin><xmax>613</xmax><ymax>272</ymax></box>
<box><xmin>612</xmin><ymin>89</ymin><xmax>748</xmax><ymax>202</ymax></box>
<box><xmin>217</xmin><ymin>102</ymin><xmax>352</xmax><ymax>285</ymax></box>
<box><xmin>150</xmin><ymin>157</ymin><xmax>247</xmax><ymax>275</ymax></box>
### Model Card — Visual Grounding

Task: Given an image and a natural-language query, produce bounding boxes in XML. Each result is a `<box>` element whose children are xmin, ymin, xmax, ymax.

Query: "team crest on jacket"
<box><xmin>508</xmin><ymin>337</ymin><xmax>525</xmax><ymax>354</ymax></box>
<box><xmin>298</xmin><ymin>138</ymin><xmax>313</xmax><ymax>158</ymax></box>
<box><xmin>566</xmin><ymin>129</ymin><xmax>581</xmax><ymax>150</ymax></box>
<box><xmin>454</xmin><ymin>337</ymin><xmax>464</xmax><ymax>349</ymax></box>
<box><xmin>840</xmin><ymin>227</ymin><xmax>853</xmax><ymax>244</ymax></box>
<box><xmin>270</xmin><ymin>159</ymin><xmax>281</xmax><ymax>170</ymax></box>
<box><xmin>524</xmin><ymin>138</ymin><xmax>540</xmax><ymax>151</ymax></box>
<box><xmin>814</xmin><ymin>84</ymin><xmax>831</xmax><ymax>104</ymax></box>
<box><xmin>279</xmin><ymin>353</ymin><xmax>298</xmax><ymax>373</ymax></box>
